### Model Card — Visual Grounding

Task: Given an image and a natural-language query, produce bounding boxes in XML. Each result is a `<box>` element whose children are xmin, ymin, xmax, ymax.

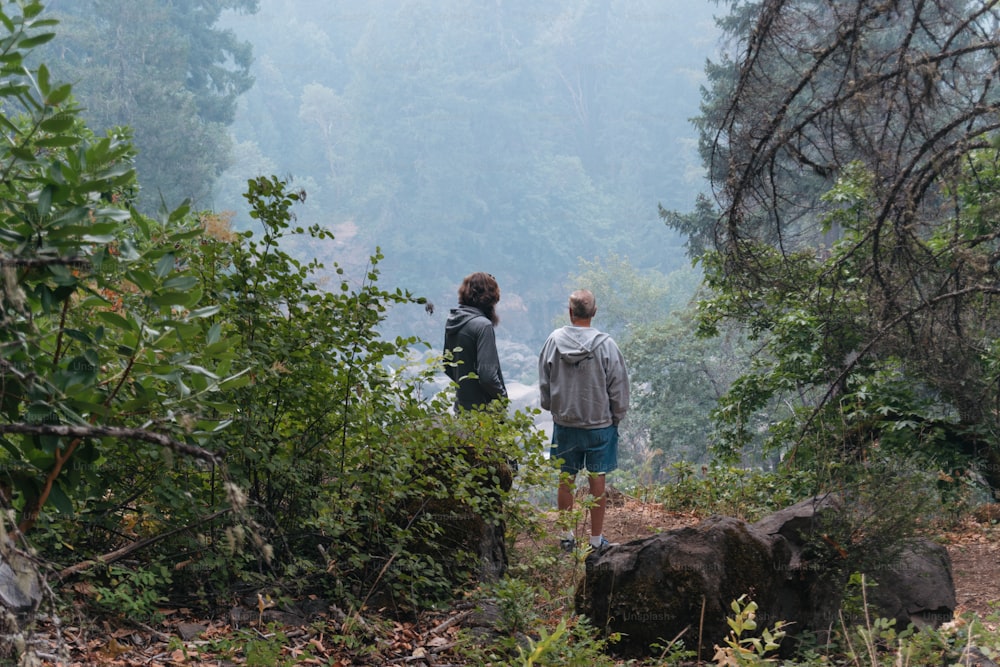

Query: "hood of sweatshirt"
<box><xmin>445</xmin><ymin>305</ymin><xmax>488</xmax><ymax>334</ymax></box>
<box><xmin>551</xmin><ymin>326</ymin><xmax>610</xmax><ymax>364</ymax></box>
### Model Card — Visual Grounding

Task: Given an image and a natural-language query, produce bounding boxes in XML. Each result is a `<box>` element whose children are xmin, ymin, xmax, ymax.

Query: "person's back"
<box><xmin>539</xmin><ymin>324</ymin><xmax>626</xmax><ymax>429</ymax></box>
<box><xmin>443</xmin><ymin>272</ymin><xmax>507</xmax><ymax>411</ymax></box>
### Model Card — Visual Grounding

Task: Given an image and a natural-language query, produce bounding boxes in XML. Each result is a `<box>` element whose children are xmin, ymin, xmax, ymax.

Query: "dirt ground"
<box><xmin>25</xmin><ymin>493</ymin><xmax>1000</xmax><ymax>665</ymax></box>
<box><xmin>579</xmin><ymin>492</ymin><xmax>1000</xmax><ymax>621</ymax></box>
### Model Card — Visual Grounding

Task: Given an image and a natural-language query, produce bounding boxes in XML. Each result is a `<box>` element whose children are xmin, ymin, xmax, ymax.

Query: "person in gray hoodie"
<box><xmin>539</xmin><ymin>289</ymin><xmax>629</xmax><ymax>553</ymax></box>
<box><xmin>444</xmin><ymin>272</ymin><xmax>507</xmax><ymax>411</ymax></box>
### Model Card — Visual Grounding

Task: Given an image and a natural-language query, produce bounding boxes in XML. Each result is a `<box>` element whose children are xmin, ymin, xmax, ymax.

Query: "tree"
<box><xmin>669</xmin><ymin>0</ymin><xmax>1000</xmax><ymax>486</ymax></box>
<box><xmin>38</xmin><ymin>0</ymin><xmax>258</xmax><ymax>211</ymax></box>
<box><xmin>0</xmin><ymin>2</ymin><xmax>245</xmax><ymax>539</ymax></box>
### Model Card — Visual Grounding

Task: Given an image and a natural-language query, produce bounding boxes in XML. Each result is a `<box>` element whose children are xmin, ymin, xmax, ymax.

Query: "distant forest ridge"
<box><xmin>216</xmin><ymin>0</ymin><xmax>721</xmax><ymax>346</ymax></box>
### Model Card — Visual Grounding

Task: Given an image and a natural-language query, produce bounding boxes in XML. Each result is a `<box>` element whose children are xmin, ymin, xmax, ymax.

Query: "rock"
<box><xmin>401</xmin><ymin>447</ymin><xmax>513</xmax><ymax>585</ymax></box>
<box><xmin>576</xmin><ymin>515</ymin><xmax>787</xmax><ymax>656</ymax></box>
<box><xmin>0</xmin><ymin>537</ymin><xmax>43</xmax><ymax>662</ymax></box>
<box><xmin>754</xmin><ymin>495</ymin><xmax>955</xmax><ymax>636</ymax></box>
<box><xmin>866</xmin><ymin>539</ymin><xmax>955</xmax><ymax>629</ymax></box>
<box><xmin>576</xmin><ymin>496</ymin><xmax>957</xmax><ymax>658</ymax></box>
<box><xmin>752</xmin><ymin>494</ymin><xmax>850</xmax><ymax>636</ymax></box>
<box><xmin>961</xmin><ymin>646</ymin><xmax>999</xmax><ymax>667</ymax></box>
<box><xmin>176</xmin><ymin>622</ymin><xmax>208</xmax><ymax>641</ymax></box>
<box><xmin>0</xmin><ymin>543</ymin><xmax>42</xmax><ymax>616</ymax></box>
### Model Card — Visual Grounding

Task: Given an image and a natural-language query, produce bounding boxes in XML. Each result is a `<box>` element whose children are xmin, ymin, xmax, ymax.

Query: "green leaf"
<box><xmin>182</xmin><ymin>364</ymin><xmax>219</xmax><ymax>380</ymax></box>
<box><xmin>36</xmin><ymin>62</ymin><xmax>49</xmax><ymax>94</ymax></box>
<box><xmin>26</xmin><ymin>401</ymin><xmax>55</xmax><ymax>424</ymax></box>
<box><xmin>154</xmin><ymin>253</ymin><xmax>175</xmax><ymax>279</ymax></box>
<box><xmin>39</xmin><ymin>115</ymin><xmax>75</xmax><ymax>134</ymax></box>
<box><xmin>47</xmin><ymin>481</ymin><xmax>74</xmax><ymax>514</ymax></box>
<box><xmin>10</xmin><ymin>146</ymin><xmax>35</xmax><ymax>161</ymax></box>
<box><xmin>43</xmin><ymin>81</ymin><xmax>72</xmax><ymax>107</ymax></box>
<box><xmin>95</xmin><ymin>311</ymin><xmax>135</xmax><ymax>332</ymax></box>
<box><xmin>162</xmin><ymin>275</ymin><xmax>197</xmax><ymax>291</ymax></box>
<box><xmin>126</xmin><ymin>269</ymin><xmax>156</xmax><ymax>292</ymax></box>
<box><xmin>22</xmin><ymin>2</ymin><xmax>46</xmax><ymax>20</ymax></box>
<box><xmin>35</xmin><ymin>135</ymin><xmax>79</xmax><ymax>148</ymax></box>
<box><xmin>36</xmin><ymin>184</ymin><xmax>53</xmax><ymax>218</ymax></box>
<box><xmin>18</xmin><ymin>32</ymin><xmax>56</xmax><ymax>50</ymax></box>
<box><xmin>0</xmin><ymin>227</ymin><xmax>26</xmax><ymax>242</ymax></box>
<box><xmin>64</xmin><ymin>329</ymin><xmax>92</xmax><ymax>345</ymax></box>
<box><xmin>187</xmin><ymin>305</ymin><xmax>221</xmax><ymax>320</ymax></box>
<box><xmin>149</xmin><ymin>291</ymin><xmax>197</xmax><ymax>308</ymax></box>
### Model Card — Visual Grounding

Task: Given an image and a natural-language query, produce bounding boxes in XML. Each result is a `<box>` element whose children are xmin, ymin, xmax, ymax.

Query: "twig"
<box><xmin>698</xmin><ymin>595</ymin><xmax>706</xmax><ymax>665</ymax></box>
<box><xmin>427</xmin><ymin>609</ymin><xmax>473</xmax><ymax>636</ymax></box>
<box><xmin>57</xmin><ymin>508</ymin><xmax>231</xmax><ymax>579</ymax></box>
<box><xmin>128</xmin><ymin>619</ymin><xmax>171</xmax><ymax>643</ymax></box>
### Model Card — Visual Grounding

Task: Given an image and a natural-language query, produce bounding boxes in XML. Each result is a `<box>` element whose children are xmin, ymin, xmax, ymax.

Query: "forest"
<box><xmin>3</xmin><ymin>0</ymin><xmax>1000</xmax><ymax>665</ymax></box>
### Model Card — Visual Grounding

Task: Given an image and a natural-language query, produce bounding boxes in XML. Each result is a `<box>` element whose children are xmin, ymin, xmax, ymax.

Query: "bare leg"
<box><xmin>558</xmin><ymin>476</ymin><xmax>575</xmax><ymax>513</ymax></box>
<box><xmin>588</xmin><ymin>473</ymin><xmax>607</xmax><ymax>538</ymax></box>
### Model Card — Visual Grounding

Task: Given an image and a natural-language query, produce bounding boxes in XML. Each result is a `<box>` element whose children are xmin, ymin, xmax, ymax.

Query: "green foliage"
<box><xmin>654</xmin><ymin>462</ymin><xmax>818</xmax><ymax>521</ymax></box>
<box><xmin>90</xmin><ymin>563</ymin><xmax>171</xmax><ymax>624</ymax></box>
<box><xmin>513</xmin><ymin>615</ymin><xmax>619</xmax><ymax>667</ymax></box>
<box><xmin>712</xmin><ymin>595</ymin><xmax>788</xmax><ymax>666</ymax></box>
<box><xmin>0</xmin><ymin>5</ymin><xmax>553</xmax><ymax>624</ymax></box>
<box><xmin>0</xmin><ymin>2</ymin><xmax>240</xmax><ymax>540</ymax></box>
<box><xmin>174</xmin><ymin>174</ymin><xmax>550</xmax><ymax>607</ymax></box>
<box><xmin>690</xmin><ymin>154</ymin><xmax>1000</xmax><ymax>501</ymax></box>
<box><xmin>489</xmin><ymin>576</ymin><xmax>544</xmax><ymax>636</ymax></box>
<box><xmin>676</xmin><ymin>0</ymin><xmax>1000</xmax><ymax>500</ymax></box>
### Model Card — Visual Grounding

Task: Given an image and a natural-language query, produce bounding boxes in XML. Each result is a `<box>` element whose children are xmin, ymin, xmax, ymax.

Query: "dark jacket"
<box><xmin>444</xmin><ymin>305</ymin><xmax>507</xmax><ymax>410</ymax></box>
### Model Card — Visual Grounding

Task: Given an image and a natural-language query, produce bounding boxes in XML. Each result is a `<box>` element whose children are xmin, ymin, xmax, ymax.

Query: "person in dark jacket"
<box><xmin>443</xmin><ymin>272</ymin><xmax>507</xmax><ymax>411</ymax></box>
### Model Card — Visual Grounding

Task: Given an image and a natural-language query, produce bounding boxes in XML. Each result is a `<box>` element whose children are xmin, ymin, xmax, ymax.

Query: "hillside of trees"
<box><xmin>4</xmin><ymin>0</ymin><xmax>1000</xmax><ymax>664</ymax></box>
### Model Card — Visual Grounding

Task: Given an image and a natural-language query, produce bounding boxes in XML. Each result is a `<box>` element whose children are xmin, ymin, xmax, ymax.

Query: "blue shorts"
<box><xmin>550</xmin><ymin>424</ymin><xmax>618</xmax><ymax>476</ymax></box>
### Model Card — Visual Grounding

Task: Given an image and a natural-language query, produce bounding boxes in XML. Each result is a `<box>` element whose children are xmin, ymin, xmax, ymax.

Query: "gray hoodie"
<box><xmin>538</xmin><ymin>325</ymin><xmax>629</xmax><ymax>429</ymax></box>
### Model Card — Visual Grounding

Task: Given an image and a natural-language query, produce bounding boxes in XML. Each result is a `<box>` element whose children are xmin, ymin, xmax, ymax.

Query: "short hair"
<box><xmin>458</xmin><ymin>272</ymin><xmax>500</xmax><ymax>324</ymax></box>
<box><xmin>569</xmin><ymin>289</ymin><xmax>597</xmax><ymax>319</ymax></box>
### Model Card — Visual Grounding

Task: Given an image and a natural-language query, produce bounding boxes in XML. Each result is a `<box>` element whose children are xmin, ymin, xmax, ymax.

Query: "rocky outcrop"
<box><xmin>577</xmin><ymin>515</ymin><xmax>786</xmax><ymax>656</ymax></box>
<box><xmin>576</xmin><ymin>496</ymin><xmax>955</xmax><ymax>657</ymax></box>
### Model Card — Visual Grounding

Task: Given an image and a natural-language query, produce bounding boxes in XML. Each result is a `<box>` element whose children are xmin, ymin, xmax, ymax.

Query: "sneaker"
<box><xmin>589</xmin><ymin>536</ymin><xmax>617</xmax><ymax>554</ymax></box>
<box><xmin>559</xmin><ymin>537</ymin><xmax>576</xmax><ymax>553</ymax></box>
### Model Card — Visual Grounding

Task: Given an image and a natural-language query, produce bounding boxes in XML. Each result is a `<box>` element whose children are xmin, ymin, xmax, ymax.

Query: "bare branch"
<box><xmin>0</xmin><ymin>423</ymin><xmax>222</xmax><ymax>464</ymax></box>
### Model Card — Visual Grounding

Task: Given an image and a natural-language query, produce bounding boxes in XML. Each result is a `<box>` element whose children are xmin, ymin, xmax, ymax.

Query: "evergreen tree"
<box><xmin>39</xmin><ymin>0</ymin><xmax>258</xmax><ymax>211</ymax></box>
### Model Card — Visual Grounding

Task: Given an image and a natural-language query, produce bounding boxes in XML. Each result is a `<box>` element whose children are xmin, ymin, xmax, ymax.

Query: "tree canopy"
<box><xmin>38</xmin><ymin>0</ymin><xmax>258</xmax><ymax>211</ymax></box>
<box><xmin>669</xmin><ymin>0</ymin><xmax>1000</xmax><ymax>483</ymax></box>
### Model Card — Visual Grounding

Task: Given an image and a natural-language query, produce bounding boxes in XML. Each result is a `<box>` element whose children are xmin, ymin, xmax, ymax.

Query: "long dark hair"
<box><xmin>458</xmin><ymin>272</ymin><xmax>500</xmax><ymax>325</ymax></box>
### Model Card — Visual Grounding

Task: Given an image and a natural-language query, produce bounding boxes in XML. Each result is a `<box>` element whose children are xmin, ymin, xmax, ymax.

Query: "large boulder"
<box><xmin>576</xmin><ymin>496</ymin><xmax>956</xmax><ymax>657</ymax></box>
<box><xmin>753</xmin><ymin>495</ymin><xmax>955</xmax><ymax>636</ymax></box>
<box><xmin>576</xmin><ymin>515</ymin><xmax>788</xmax><ymax>656</ymax></box>
<box><xmin>864</xmin><ymin>539</ymin><xmax>955</xmax><ymax>630</ymax></box>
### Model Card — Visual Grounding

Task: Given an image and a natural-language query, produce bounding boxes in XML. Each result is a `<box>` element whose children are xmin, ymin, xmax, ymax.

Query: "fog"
<box><xmin>215</xmin><ymin>1</ymin><xmax>721</xmax><ymax>361</ymax></box>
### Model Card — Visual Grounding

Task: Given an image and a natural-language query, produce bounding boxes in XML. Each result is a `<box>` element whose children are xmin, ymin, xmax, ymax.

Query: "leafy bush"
<box><xmin>653</xmin><ymin>462</ymin><xmax>817</xmax><ymax>521</ymax></box>
<box><xmin>0</xmin><ymin>2</ymin><xmax>550</xmax><ymax>622</ymax></box>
